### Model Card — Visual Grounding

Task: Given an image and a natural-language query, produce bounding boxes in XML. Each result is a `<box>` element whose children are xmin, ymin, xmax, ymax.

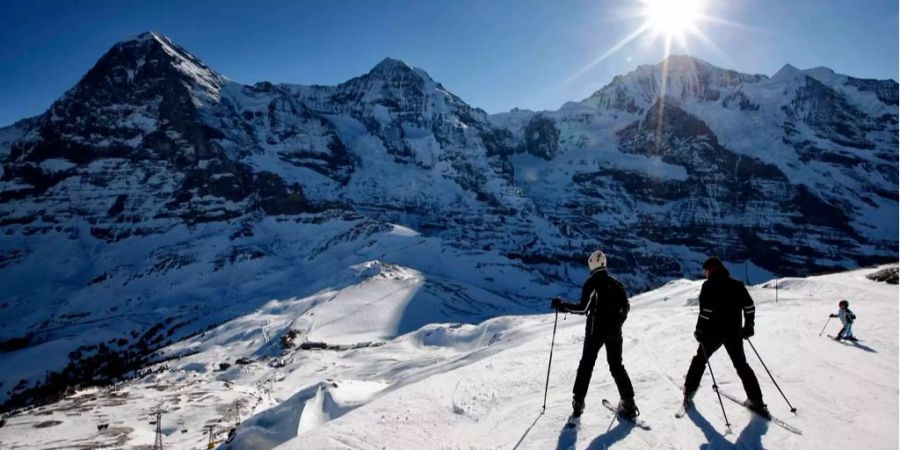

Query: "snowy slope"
<box><xmin>275</xmin><ymin>266</ymin><xmax>898</xmax><ymax>450</ymax></box>
<box><xmin>1</xmin><ymin>265</ymin><xmax>895</xmax><ymax>449</ymax></box>
<box><xmin>0</xmin><ymin>214</ymin><xmax>560</xmax><ymax>407</ymax></box>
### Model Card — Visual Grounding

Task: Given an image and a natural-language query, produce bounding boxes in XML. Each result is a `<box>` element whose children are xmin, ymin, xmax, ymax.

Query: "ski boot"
<box><xmin>618</xmin><ymin>398</ymin><xmax>640</xmax><ymax>419</ymax></box>
<box><xmin>743</xmin><ymin>398</ymin><xmax>771</xmax><ymax>419</ymax></box>
<box><xmin>572</xmin><ymin>397</ymin><xmax>585</xmax><ymax>417</ymax></box>
<box><xmin>682</xmin><ymin>388</ymin><xmax>696</xmax><ymax>408</ymax></box>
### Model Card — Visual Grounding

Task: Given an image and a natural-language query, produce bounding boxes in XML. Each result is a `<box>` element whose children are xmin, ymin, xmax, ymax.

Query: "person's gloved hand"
<box><xmin>829</xmin><ymin>314</ymin><xmax>838</xmax><ymax>318</ymax></box>
<box><xmin>551</xmin><ymin>297</ymin><xmax>562</xmax><ymax>310</ymax></box>
<box><xmin>742</xmin><ymin>325</ymin><xmax>755</xmax><ymax>339</ymax></box>
<box><xmin>693</xmin><ymin>329</ymin><xmax>703</xmax><ymax>342</ymax></box>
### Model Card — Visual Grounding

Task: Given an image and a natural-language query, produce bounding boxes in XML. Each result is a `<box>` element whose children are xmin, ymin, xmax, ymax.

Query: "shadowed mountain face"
<box><xmin>0</xmin><ymin>33</ymin><xmax>895</xmax><ymax>409</ymax></box>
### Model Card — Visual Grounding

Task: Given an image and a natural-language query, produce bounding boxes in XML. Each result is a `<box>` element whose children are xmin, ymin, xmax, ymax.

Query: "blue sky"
<box><xmin>0</xmin><ymin>0</ymin><xmax>897</xmax><ymax>126</ymax></box>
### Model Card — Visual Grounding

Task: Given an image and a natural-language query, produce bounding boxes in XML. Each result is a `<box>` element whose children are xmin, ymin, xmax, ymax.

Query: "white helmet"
<box><xmin>588</xmin><ymin>250</ymin><xmax>607</xmax><ymax>271</ymax></box>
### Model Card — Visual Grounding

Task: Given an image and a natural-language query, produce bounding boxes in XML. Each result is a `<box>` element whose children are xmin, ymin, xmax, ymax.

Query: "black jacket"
<box><xmin>559</xmin><ymin>269</ymin><xmax>630</xmax><ymax>337</ymax></box>
<box><xmin>695</xmin><ymin>268</ymin><xmax>755</xmax><ymax>338</ymax></box>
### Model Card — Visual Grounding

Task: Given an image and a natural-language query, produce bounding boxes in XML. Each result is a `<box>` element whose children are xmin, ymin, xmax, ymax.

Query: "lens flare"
<box><xmin>566</xmin><ymin>0</ymin><xmax>742</xmax><ymax>83</ymax></box>
<box><xmin>642</xmin><ymin>0</ymin><xmax>704</xmax><ymax>38</ymax></box>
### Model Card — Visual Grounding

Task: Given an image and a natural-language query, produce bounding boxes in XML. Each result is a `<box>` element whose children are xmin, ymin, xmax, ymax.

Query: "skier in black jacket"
<box><xmin>682</xmin><ymin>256</ymin><xmax>768</xmax><ymax>416</ymax></box>
<box><xmin>551</xmin><ymin>250</ymin><xmax>637</xmax><ymax>419</ymax></box>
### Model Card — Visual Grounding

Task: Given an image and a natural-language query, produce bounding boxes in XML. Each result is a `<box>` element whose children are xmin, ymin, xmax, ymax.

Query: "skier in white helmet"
<box><xmin>551</xmin><ymin>250</ymin><xmax>637</xmax><ymax>419</ymax></box>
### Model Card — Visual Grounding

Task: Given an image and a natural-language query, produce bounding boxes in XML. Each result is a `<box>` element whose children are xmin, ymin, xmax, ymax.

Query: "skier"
<box><xmin>682</xmin><ymin>256</ymin><xmax>769</xmax><ymax>417</ymax></box>
<box><xmin>551</xmin><ymin>250</ymin><xmax>638</xmax><ymax>419</ymax></box>
<box><xmin>830</xmin><ymin>300</ymin><xmax>857</xmax><ymax>341</ymax></box>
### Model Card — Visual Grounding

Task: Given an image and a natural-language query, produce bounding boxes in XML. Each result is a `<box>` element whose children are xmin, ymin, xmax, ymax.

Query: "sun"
<box><xmin>567</xmin><ymin>0</ymin><xmax>738</xmax><ymax>83</ymax></box>
<box><xmin>641</xmin><ymin>0</ymin><xmax>704</xmax><ymax>38</ymax></box>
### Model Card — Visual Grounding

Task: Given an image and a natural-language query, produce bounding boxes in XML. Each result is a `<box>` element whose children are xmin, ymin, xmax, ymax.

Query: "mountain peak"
<box><xmin>366</xmin><ymin>57</ymin><xmax>433</xmax><ymax>82</ymax></box>
<box><xmin>77</xmin><ymin>31</ymin><xmax>225</xmax><ymax>103</ymax></box>
<box><xmin>372</xmin><ymin>57</ymin><xmax>412</xmax><ymax>71</ymax></box>
<box><xmin>584</xmin><ymin>55</ymin><xmax>766</xmax><ymax>109</ymax></box>
<box><xmin>658</xmin><ymin>54</ymin><xmax>715</xmax><ymax>71</ymax></box>
<box><xmin>802</xmin><ymin>66</ymin><xmax>841</xmax><ymax>85</ymax></box>
<box><xmin>771</xmin><ymin>63</ymin><xmax>802</xmax><ymax>81</ymax></box>
<box><xmin>112</xmin><ymin>31</ymin><xmax>197</xmax><ymax>63</ymax></box>
<box><xmin>118</xmin><ymin>31</ymin><xmax>165</xmax><ymax>45</ymax></box>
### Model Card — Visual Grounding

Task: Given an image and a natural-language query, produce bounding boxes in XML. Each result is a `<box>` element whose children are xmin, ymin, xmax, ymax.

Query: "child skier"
<box><xmin>830</xmin><ymin>300</ymin><xmax>857</xmax><ymax>341</ymax></box>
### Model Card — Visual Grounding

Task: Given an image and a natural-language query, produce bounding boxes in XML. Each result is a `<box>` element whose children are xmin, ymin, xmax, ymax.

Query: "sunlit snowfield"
<box><xmin>0</xmin><ymin>265</ymin><xmax>895</xmax><ymax>449</ymax></box>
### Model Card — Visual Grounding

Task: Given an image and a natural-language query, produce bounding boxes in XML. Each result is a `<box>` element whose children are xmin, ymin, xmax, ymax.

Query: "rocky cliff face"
<box><xmin>492</xmin><ymin>55</ymin><xmax>897</xmax><ymax>280</ymax></box>
<box><xmin>1</xmin><ymin>33</ymin><xmax>327</xmax><ymax>244</ymax></box>
<box><xmin>0</xmin><ymin>33</ymin><xmax>896</xmax><ymax>409</ymax></box>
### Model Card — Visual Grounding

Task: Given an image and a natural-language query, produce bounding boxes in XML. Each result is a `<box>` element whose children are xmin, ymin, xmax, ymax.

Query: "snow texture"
<box><xmin>0</xmin><ymin>266</ymin><xmax>895</xmax><ymax>449</ymax></box>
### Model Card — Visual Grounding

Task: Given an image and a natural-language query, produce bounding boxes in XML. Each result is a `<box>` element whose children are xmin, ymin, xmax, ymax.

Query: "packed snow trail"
<box><xmin>279</xmin><ymin>267</ymin><xmax>897</xmax><ymax>449</ymax></box>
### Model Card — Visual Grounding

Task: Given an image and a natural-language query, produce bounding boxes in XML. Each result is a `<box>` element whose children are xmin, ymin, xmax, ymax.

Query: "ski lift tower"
<box><xmin>151</xmin><ymin>408</ymin><xmax>165</xmax><ymax>449</ymax></box>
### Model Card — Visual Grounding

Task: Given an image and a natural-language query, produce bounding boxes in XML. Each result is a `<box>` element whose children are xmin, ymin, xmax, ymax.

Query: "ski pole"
<box><xmin>700</xmin><ymin>342</ymin><xmax>732</xmax><ymax>432</ymax></box>
<box><xmin>818</xmin><ymin>316</ymin><xmax>832</xmax><ymax>336</ymax></box>
<box><xmin>747</xmin><ymin>339</ymin><xmax>798</xmax><ymax>414</ymax></box>
<box><xmin>541</xmin><ymin>308</ymin><xmax>559</xmax><ymax>413</ymax></box>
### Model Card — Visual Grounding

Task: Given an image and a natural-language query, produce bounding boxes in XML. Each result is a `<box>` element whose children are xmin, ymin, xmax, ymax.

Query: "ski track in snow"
<box><xmin>0</xmin><ymin>266</ymin><xmax>896</xmax><ymax>449</ymax></box>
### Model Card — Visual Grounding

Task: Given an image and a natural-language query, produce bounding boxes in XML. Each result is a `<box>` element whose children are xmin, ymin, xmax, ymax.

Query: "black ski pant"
<box><xmin>684</xmin><ymin>335</ymin><xmax>763</xmax><ymax>402</ymax></box>
<box><xmin>572</xmin><ymin>330</ymin><xmax>634</xmax><ymax>403</ymax></box>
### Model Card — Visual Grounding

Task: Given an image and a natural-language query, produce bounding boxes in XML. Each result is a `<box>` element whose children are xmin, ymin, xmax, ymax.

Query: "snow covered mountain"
<box><xmin>0</xmin><ymin>32</ymin><xmax>896</xmax><ymax>414</ymax></box>
<box><xmin>1</xmin><ymin>265</ymin><xmax>896</xmax><ymax>449</ymax></box>
<box><xmin>491</xmin><ymin>55</ymin><xmax>897</xmax><ymax>280</ymax></box>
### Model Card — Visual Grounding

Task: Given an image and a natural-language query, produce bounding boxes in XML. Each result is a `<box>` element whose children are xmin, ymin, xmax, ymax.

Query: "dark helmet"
<box><xmin>839</xmin><ymin>299</ymin><xmax>849</xmax><ymax>308</ymax></box>
<box><xmin>702</xmin><ymin>256</ymin><xmax>724</xmax><ymax>271</ymax></box>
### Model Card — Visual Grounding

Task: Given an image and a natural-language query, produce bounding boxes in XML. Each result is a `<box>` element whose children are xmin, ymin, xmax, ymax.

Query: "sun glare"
<box><xmin>642</xmin><ymin>0</ymin><xmax>703</xmax><ymax>38</ymax></box>
<box><xmin>566</xmin><ymin>0</ymin><xmax>738</xmax><ymax>84</ymax></box>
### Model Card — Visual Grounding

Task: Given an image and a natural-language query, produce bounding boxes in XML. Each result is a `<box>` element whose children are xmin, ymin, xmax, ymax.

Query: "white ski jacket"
<box><xmin>832</xmin><ymin>308</ymin><xmax>856</xmax><ymax>326</ymax></box>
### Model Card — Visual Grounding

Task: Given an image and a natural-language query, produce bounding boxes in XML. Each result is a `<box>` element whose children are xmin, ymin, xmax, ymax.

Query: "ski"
<box><xmin>718</xmin><ymin>391</ymin><xmax>802</xmax><ymax>435</ymax></box>
<box><xmin>828</xmin><ymin>335</ymin><xmax>861</xmax><ymax>343</ymax></box>
<box><xmin>601</xmin><ymin>399</ymin><xmax>651</xmax><ymax>430</ymax></box>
